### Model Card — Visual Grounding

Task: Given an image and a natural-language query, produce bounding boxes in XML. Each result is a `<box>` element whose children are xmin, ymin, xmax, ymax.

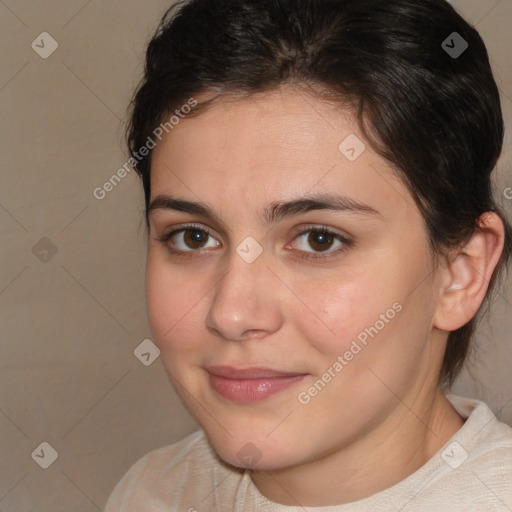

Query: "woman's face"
<box><xmin>146</xmin><ymin>87</ymin><xmax>446</xmax><ymax>471</ymax></box>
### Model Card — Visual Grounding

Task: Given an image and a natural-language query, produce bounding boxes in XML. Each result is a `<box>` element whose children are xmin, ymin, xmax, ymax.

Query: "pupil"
<box><xmin>309</xmin><ymin>231</ymin><xmax>333</xmax><ymax>252</ymax></box>
<box><xmin>185</xmin><ymin>229</ymin><xmax>207</xmax><ymax>248</ymax></box>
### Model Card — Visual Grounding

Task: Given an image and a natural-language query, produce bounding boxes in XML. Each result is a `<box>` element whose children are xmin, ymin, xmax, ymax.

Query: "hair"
<box><xmin>126</xmin><ymin>0</ymin><xmax>512</xmax><ymax>388</ymax></box>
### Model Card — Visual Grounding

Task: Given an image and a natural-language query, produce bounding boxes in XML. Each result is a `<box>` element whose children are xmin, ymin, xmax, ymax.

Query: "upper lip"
<box><xmin>206</xmin><ymin>366</ymin><xmax>308</xmax><ymax>379</ymax></box>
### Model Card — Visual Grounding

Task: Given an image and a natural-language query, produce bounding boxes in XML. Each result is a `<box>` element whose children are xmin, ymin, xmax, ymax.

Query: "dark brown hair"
<box><xmin>126</xmin><ymin>0</ymin><xmax>512</xmax><ymax>387</ymax></box>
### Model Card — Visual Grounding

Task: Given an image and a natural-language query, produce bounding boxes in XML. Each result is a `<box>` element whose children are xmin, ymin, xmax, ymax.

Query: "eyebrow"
<box><xmin>148</xmin><ymin>192</ymin><xmax>382</xmax><ymax>226</ymax></box>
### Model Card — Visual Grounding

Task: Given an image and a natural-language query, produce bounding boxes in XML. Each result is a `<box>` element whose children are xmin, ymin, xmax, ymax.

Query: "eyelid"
<box><xmin>291</xmin><ymin>223</ymin><xmax>351</xmax><ymax>241</ymax></box>
<box><xmin>163</xmin><ymin>222</ymin><xmax>216</xmax><ymax>237</ymax></box>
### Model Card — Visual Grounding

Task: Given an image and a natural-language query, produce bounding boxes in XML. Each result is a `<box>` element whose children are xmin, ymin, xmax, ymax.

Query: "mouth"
<box><xmin>206</xmin><ymin>366</ymin><xmax>308</xmax><ymax>402</ymax></box>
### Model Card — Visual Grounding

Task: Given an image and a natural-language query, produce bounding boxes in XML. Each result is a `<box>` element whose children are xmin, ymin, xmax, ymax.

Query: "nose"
<box><xmin>205</xmin><ymin>248</ymin><xmax>283</xmax><ymax>342</ymax></box>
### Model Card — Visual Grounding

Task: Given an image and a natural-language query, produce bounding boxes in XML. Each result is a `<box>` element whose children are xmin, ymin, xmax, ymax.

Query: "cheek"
<box><xmin>290</xmin><ymin>268</ymin><xmax>398</xmax><ymax>358</ymax></box>
<box><xmin>289</xmin><ymin>253</ymin><xmax>435</xmax><ymax>386</ymax></box>
<box><xmin>145</xmin><ymin>255</ymin><xmax>207</xmax><ymax>354</ymax></box>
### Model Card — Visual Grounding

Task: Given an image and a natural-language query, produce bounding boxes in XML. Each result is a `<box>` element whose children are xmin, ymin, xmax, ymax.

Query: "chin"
<box><xmin>204</xmin><ymin>426</ymin><xmax>302</xmax><ymax>472</ymax></box>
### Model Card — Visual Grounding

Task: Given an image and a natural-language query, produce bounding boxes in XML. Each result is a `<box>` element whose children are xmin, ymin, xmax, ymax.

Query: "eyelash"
<box><xmin>156</xmin><ymin>223</ymin><xmax>353</xmax><ymax>261</ymax></box>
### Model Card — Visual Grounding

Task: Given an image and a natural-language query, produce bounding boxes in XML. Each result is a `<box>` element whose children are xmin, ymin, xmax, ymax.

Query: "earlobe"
<box><xmin>434</xmin><ymin>212</ymin><xmax>505</xmax><ymax>332</ymax></box>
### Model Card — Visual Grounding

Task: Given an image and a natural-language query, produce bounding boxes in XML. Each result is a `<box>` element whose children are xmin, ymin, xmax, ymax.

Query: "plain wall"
<box><xmin>0</xmin><ymin>0</ymin><xmax>510</xmax><ymax>510</ymax></box>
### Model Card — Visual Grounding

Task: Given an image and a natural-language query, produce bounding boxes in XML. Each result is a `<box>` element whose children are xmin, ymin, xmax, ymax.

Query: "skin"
<box><xmin>145</xmin><ymin>85</ymin><xmax>505</xmax><ymax>506</ymax></box>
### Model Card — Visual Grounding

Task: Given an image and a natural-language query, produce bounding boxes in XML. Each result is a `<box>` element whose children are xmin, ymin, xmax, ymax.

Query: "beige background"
<box><xmin>0</xmin><ymin>0</ymin><xmax>510</xmax><ymax>510</ymax></box>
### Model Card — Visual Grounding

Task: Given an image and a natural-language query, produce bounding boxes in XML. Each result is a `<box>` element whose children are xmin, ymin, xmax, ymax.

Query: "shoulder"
<box><xmin>366</xmin><ymin>395</ymin><xmax>512</xmax><ymax>511</ymax></box>
<box><xmin>415</xmin><ymin>395</ymin><xmax>512</xmax><ymax>510</ymax></box>
<box><xmin>104</xmin><ymin>430</ymin><xmax>244</xmax><ymax>511</ymax></box>
<box><xmin>445</xmin><ymin>393</ymin><xmax>512</xmax><ymax>455</ymax></box>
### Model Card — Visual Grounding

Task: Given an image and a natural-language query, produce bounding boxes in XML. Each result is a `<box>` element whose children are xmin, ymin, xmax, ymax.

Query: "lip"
<box><xmin>206</xmin><ymin>366</ymin><xmax>308</xmax><ymax>402</ymax></box>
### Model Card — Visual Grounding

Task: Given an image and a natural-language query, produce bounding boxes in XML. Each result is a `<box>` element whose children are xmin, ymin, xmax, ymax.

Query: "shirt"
<box><xmin>104</xmin><ymin>394</ymin><xmax>512</xmax><ymax>511</ymax></box>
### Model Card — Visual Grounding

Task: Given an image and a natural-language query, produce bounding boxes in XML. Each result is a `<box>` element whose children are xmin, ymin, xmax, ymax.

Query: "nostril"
<box><xmin>243</xmin><ymin>330</ymin><xmax>268</xmax><ymax>340</ymax></box>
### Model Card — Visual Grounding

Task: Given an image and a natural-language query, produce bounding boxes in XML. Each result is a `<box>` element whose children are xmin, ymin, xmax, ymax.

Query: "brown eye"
<box><xmin>182</xmin><ymin>229</ymin><xmax>210</xmax><ymax>249</ymax></box>
<box><xmin>158</xmin><ymin>225</ymin><xmax>220</xmax><ymax>254</ymax></box>
<box><xmin>307</xmin><ymin>230</ymin><xmax>335</xmax><ymax>252</ymax></box>
<box><xmin>289</xmin><ymin>226</ymin><xmax>352</xmax><ymax>260</ymax></box>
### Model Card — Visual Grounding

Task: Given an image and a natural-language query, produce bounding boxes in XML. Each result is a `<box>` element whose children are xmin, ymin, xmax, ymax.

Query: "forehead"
<box><xmin>149</xmin><ymin>87</ymin><xmax>416</xmax><ymax>223</ymax></box>
<box><xmin>152</xmin><ymin>88</ymin><xmax>353</xmax><ymax>173</ymax></box>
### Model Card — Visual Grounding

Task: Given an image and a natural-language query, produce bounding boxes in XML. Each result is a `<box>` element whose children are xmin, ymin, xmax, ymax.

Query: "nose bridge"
<box><xmin>206</xmin><ymin>244</ymin><xmax>281</xmax><ymax>340</ymax></box>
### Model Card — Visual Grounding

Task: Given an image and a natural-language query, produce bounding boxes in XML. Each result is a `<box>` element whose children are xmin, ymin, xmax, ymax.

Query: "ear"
<box><xmin>434</xmin><ymin>212</ymin><xmax>505</xmax><ymax>331</ymax></box>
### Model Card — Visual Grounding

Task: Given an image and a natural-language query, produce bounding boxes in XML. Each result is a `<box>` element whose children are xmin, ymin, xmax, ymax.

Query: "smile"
<box><xmin>206</xmin><ymin>366</ymin><xmax>308</xmax><ymax>402</ymax></box>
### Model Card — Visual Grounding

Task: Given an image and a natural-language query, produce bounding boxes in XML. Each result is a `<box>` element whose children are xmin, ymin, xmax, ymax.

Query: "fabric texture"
<box><xmin>104</xmin><ymin>394</ymin><xmax>512</xmax><ymax>511</ymax></box>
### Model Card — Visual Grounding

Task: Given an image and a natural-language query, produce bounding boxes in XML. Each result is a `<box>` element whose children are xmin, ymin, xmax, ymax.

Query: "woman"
<box><xmin>105</xmin><ymin>0</ymin><xmax>512</xmax><ymax>510</ymax></box>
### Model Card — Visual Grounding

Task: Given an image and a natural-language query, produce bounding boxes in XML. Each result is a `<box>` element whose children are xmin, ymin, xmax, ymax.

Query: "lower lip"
<box><xmin>208</xmin><ymin>374</ymin><xmax>307</xmax><ymax>402</ymax></box>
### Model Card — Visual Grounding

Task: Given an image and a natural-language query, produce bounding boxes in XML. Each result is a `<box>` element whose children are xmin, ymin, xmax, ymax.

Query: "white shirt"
<box><xmin>105</xmin><ymin>394</ymin><xmax>512</xmax><ymax>511</ymax></box>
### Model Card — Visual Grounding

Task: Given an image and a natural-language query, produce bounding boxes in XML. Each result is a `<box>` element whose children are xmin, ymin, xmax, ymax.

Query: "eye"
<box><xmin>288</xmin><ymin>226</ymin><xmax>352</xmax><ymax>260</ymax></box>
<box><xmin>157</xmin><ymin>223</ymin><xmax>352</xmax><ymax>261</ymax></box>
<box><xmin>158</xmin><ymin>224</ymin><xmax>220</xmax><ymax>254</ymax></box>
